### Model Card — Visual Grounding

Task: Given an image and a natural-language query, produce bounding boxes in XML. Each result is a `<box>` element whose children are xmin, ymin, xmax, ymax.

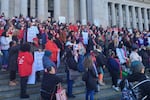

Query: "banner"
<box><xmin>27</xmin><ymin>27</ymin><xmax>39</xmax><ymax>42</ymax></box>
<box><xmin>28</xmin><ymin>51</ymin><xmax>44</xmax><ymax>84</ymax></box>
<box><xmin>82</xmin><ymin>32</ymin><xmax>88</xmax><ymax>45</ymax></box>
<box><xmin>34</xmin><ymin>51</ymin><xmax>44</xmax><ymax>71</ymax></box>
<box><xmin>59</xmin><ymin>16</ymin><xmax>66</xmax><ymax>24</ymax></box>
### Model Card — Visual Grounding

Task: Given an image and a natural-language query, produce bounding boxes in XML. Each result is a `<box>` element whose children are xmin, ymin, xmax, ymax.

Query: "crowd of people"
<box><xmin>0</xmin><ymin>13</ymin><xmax>150</xmax><ymax>100</ymax></box>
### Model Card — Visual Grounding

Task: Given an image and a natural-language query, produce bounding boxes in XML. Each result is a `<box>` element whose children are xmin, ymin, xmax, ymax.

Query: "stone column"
<box><xmin>68</xmin><ymin>0</ymin><xmax>75</xmax><ymax>23</ymax></box>
<box><xmin>87</xmin><ymin>0</ymin><xmax>93</xmax><ymax>23</ymax></box>
<box><xmin>20</xmin><ymin>0</ymin><xmax>28</xmax><ymax>17</ymax></box>
<box><xmin>92</xmin><ymin>0</ymin><xmax>109</xmax><ymax>27</ymax></box>
<box><xmin>131</xmin><ymin>6</ymin><xmax>137</xmax><ymax>29</ymax></box>
<box><xmin>54</xmin><ymin>0</ymin><xmax>61</xmax><ymax>21</ymax></box>
<box><xmin>118</xmin><ymin>4</ymin><xmax>123</xmax><ymax>28</ymax></box>
<box><xmin>30</xmin><ymin>0</ymin><xmax>36</xmax><ymax>17</ymax></box>
<box><xmin>38</xmin><ymin>0</ymin><xmax>48</xmax><ymax>21</ymax></box>
<box><xmin>144</xmin><ymin>8</ymin><xmax>149</xmax><ymax>30</ymax></box>
<box><xmin>14</xmin><ymin>0</ymin><xmax>21</xmax><ymax>16</ymax></box>
<box><xmin>138</xmin><ymin>7</ymin><xmax>143</xmax><ymax>31</ymax></box>
<box><xmin>80</xmin><ymin>0</ymin><xmax>87</xmax><ymax>25</ymax></box>
<box><xmin>125</xmin><ymin>5</ymin><xmax>131</xmax><ymax>28</ymax></box>
<box><xmin>1</xmin><ymin>0</ymin><xmax>9</xmax><ymax>18</ymax></box>
<box><xmin>111</xmin><ymin>2</ymin><xmax>116</xmax><ymax>26</ymax></box>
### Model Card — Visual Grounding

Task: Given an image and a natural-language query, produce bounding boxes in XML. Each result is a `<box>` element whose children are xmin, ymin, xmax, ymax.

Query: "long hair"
<box><xmin>83</xmin><ymin>55</ymin><xmax>93</xmax><ymax>69</ymax></box>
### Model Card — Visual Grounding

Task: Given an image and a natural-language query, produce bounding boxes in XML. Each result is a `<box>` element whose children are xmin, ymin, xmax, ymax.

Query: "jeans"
<box><xmin>78</xmin><ymin>55</ymin><xmax>85</xmax><ymax>72</ymax></box>
<box><xmin>1</xmin><ymin>50</ymin><xmax>9</xmax><ymax>67</ymax></box>
<box><xmin>86</xmin><ymin>90</ymin><xmax>94</xmax><ymax>100</ymax></box>
<box><xmin>67</xmin><ymin>71</ymin><xmax>74</xmax><ymax>96</ymax></box>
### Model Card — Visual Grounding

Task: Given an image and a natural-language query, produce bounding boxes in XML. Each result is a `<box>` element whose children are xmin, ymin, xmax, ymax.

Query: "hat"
<box><xmin>131</xmin><ymin>61</ymin><xmax>145</xmax><ymax>73</ymax></box>
<box><xmin>44</xmin><ymin>50</ymin><xmax>52</xmax><ymax>57</ymax></box>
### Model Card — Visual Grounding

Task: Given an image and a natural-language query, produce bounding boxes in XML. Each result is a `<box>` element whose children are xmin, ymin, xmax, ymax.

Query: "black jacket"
<box><xmin>41</xmin><ymin>73</ymin><xmax>62</xmax><ymax>94</ymax></box>
<box><xmin>121</xmin><ymin>73</ymin><xmax>150</xmax><ymax>100</ymax></box>
<box><xmin>8</xmin><ymin>45</ymin><xmax>20</xmax><ymax>71</ymax></box>
<box><xmin>84</xmin><ymin>67</ymin><xmax>98</xmax><ymax>91</ymax></box>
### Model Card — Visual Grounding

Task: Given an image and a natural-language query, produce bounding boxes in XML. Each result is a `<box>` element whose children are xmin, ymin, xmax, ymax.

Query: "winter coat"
<box><xmin>108</xmin><ymin>57</ymin><xmax>120</xmax><ymax>72</ymax></box>
<box><xmin>121</xmin><ymin>73</ymin><xmax>150</xmax><ymax>100</ymax></box>
<box><xmin>41</xmin><ymin>72</ymin><xmax>62</xmax><ymax>94</ymax></box>
<box><xmin>8</xmin><ymin>45</ymin><xmax>20</xmax><ymax>71</ymax></box>
<box><xmin>41</xmin><ymin>72</ymin><xmax>62</xmax><ymax>100</ymax></box>
<box><xmin>18</xmin><ymin>51</ymin><xmax>33</xmax><ymax>77</ymax></box>
<box><xmin>139</xmin><ymin>49</ymin><xmax>150</xmax><ymax>68</ymax></box>
<box><xmin>45</xmin><ymin>40</ymin><xmax>59</xmax><ymax>62</ymax></box>
<box><xmin>83</xmin><ymin>67</ymin><xmax>98</xmax><ymax>91</ymax></box>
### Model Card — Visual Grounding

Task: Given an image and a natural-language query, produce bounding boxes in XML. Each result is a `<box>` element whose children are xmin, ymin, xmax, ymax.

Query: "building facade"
<box><xmin>0</xmin><ymin>0</ymin><xmax>150</xmax><ymax>31</ymax></box>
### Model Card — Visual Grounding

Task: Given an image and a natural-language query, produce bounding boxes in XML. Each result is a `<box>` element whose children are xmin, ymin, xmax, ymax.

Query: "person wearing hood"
<box><xmin>42</xmin><ymin>50</ymin><xmax>56</xmax><ymax>72</ymax></box>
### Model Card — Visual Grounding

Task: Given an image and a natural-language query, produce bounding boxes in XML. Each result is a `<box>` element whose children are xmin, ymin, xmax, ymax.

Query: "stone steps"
<box><xmin>0</xmin><ymin>67</ymin><xmax>121</xmax><ymax>100</ymax></box>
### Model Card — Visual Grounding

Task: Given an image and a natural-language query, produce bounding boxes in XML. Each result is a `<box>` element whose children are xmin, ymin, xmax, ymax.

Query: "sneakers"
<box><xmin>9</xmin><ymin>81</ymin><xmax>17</xmax><ymax>86</ymax></box>
<box><xmin>98</xmin><ymin>81</ymin><xmax>105</xmax><ymax>86</ymax></box>
<box><xmin>112</xmin><ymin>85</ymin><xmax>120</xmax><ymax>92</ymax></box>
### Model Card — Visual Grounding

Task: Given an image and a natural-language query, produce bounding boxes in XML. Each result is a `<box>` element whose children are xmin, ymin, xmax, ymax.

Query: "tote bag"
<box><xmin>56</xmin><ymin>84</ymin><xmax>67</xmax><ymax>100</ymax></box>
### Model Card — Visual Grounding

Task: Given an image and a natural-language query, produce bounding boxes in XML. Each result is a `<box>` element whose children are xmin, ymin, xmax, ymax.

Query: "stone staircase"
<box><xmin>0</xmin><ymin>66</ymin><xmax>121</xmax><ymax>100</ymax></box>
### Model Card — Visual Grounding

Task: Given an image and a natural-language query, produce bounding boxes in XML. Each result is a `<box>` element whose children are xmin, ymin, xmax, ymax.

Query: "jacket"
<box><xmin>121</xmin><ymin>73</ymin><xmax>150</xmax><ymax>100</ymax></box>
<box><xmin>41</xmin><ymin>72</ymin><xmax>62</xmax><ymax>95</ymax></box>
<box><xmin>18</xmin><ymin>51</ymin><xmax>33</xmax><ymax>77</ymax></box>
<box><xmin>8</xmin><ymin>45</ymin><xmax>20</xmax><ymax>71</ymax></box>
<box><xmin>45</xmin><ymin>40</ymin><xmax>59</xmax><ymax>62</ymax></box>
<box><xmin>84</xmin><ymin>67</ymin><xmax>98</xmax><ymax>91</ymax></box>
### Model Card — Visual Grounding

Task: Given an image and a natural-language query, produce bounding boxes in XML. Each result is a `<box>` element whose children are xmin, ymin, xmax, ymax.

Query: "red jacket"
<box><xmin>45</xmin><ymin>40</ymin><xmax>59</xmax><ymax>62</ymax></box>
<box><xmin>18</xmin><ymin>52</ymin><xmax>33</xmax><ymax>77</ymax></box>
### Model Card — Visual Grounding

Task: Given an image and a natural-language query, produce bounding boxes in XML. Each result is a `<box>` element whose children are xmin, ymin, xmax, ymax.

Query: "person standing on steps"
<box><xmin>8</xmin><ymin>41</ymin><xmax>20</xmax><ymax>86</ymax></box>
<box><xmin>82</xmin><ymin>54</ymin><xmax>98</xmax><ymax>100</ymax></box>
<box><xmin>18</xmin><ymin>43</ymin><xmax>33</xmax><ymax>99</ymax></box>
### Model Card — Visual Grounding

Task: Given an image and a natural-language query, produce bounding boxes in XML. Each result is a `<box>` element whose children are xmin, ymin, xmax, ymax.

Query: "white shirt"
<box><xmin>130</xmin><ymin>51</ymin><xmax>142</xmax><ymax>62</ymax></box>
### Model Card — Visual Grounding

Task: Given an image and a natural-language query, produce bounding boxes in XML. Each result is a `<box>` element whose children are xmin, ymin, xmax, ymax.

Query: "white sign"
<box><xmin>82</xmin><ymin>19</ymin><xmax>87</xmax><ymax>25</ymax></box>
<box><xmin>59</xmin><ymin>16</ymin><xmax>66</xmax><ymax>24</ymax></box>
<box><xmin>128</xmin><ymin>28</ymin><xmax>133</xmax><ymax>34</ymax></box>
<box><xmin>28</xmin><ymin>51</ymin><xmax>44</xmax><ymax>84</ymax></box>
<box><xmin>82</xmin><ymin>32</ymin><xmax>88</xmax><ymax>45</ymax></box>
<box><xmin>27</xmin><ymin>26</ymin><xmax>39</xmax><ymax>42</ymax></box>
<box><xmin>34</xmin><ymin>51</ymin><xmax>44</xmax><ymax>71</ymax></box>
<box><xmin>94</xmin><ymin>19</ymin><xmax>100</xmax><ymax>27</ymax></box>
